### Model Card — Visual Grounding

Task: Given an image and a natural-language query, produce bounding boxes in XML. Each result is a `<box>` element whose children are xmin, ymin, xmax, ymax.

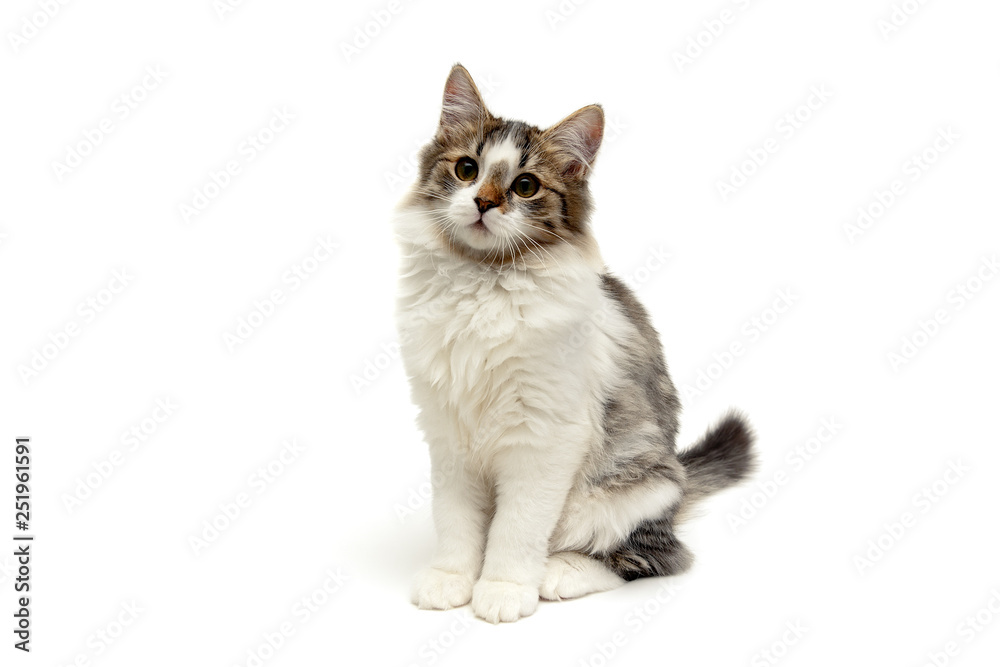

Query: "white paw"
<box><xmin>412</xmin><ymin>568</ymin><xmax>475</xmax><ymax>610</ymax></box>
<box><xmin>539</xmin><ymin>552</ymin><xmax>625</xmax><ymax>601</ymax></box>
<box><xmin>471</xmin><ymin>579</ymin><xmax>539</xmax><ymax>623</ymax></box>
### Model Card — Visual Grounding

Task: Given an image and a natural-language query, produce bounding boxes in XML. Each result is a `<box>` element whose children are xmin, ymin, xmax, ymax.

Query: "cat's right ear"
<box><xmin>438</xmin><ymin>64</ymin><xmax>487</xmax><ymax>136</ymax></box>
<box><xmin>543</xmin><ymin>105</ymin><xmax>604</xmax><ymax>179</ymax></box>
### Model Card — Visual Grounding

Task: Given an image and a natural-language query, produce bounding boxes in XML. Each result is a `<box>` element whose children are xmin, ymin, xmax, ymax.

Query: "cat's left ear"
<box><xmin>438</xmin><ymin>64</ymin><xmax>488</xmax><ymax>136</ymax></box>
<box><xmin>544</xmin><ymin>104</ymin><xmax>604</xmax><ymax>179</ymax></box>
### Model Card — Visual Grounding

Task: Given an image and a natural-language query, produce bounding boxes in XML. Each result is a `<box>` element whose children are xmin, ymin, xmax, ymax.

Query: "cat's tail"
<box><xmin>674</xmin><ymin>411</ymin><xmax>756</xmax><ymax>523</ymax></box>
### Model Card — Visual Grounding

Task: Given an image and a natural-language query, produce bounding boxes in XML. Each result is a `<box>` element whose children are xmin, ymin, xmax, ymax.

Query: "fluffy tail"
<box><xmin>675</xmin><ymin>411</ymin><xmax>756</xmax><ymax>522</ymax></box>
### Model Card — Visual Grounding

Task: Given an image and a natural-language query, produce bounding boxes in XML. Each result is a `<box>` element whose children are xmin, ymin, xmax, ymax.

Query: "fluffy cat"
<box><xmin>393</xmin><ymin>64</ymin><xmax>755</xmax><ymax>623</ymax></box>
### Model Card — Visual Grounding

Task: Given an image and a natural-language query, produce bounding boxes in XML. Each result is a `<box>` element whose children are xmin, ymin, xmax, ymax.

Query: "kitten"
<box><xmin>393</xmin><ymin>64</ymin><xmax>755</xmax><ymax>623</ymax></box>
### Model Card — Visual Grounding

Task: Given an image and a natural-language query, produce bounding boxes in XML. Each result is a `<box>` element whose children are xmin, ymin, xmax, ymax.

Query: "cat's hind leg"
<box><xmin>596</xmin><ymin>513</ymin><xmax>694</xmax><ymax>581</ymax></box>
<box><xmin>540</xmin><ymin>551</ymin><xmax>624</xmax><ymax>601</ymax></box>
<box><xmin>549</xmin><ymin>467</ymin><xmax>692</xmax><ymax>587</ymax></box>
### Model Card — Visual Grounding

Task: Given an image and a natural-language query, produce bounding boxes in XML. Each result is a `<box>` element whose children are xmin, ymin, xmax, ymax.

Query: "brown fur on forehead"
<box><xmin>422</xmin><ymin>114</ymin><xmax>580</xmax><ymax>184</ymax></box>
<box><xmin>440</xmin><ymin>116</ymin><xmax>540</xmax><ymax>164</ymax></box>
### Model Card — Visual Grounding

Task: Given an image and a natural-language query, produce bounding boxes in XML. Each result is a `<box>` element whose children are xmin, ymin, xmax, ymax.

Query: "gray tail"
<box><xmin>675</xmin><ymin>411</ymin><xmax>756</xmax><ymax>522</ymax></box>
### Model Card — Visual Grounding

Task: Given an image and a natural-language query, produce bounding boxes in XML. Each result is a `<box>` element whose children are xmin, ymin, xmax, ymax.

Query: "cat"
<box><xmin>393</xmin><ymin>64</ymin><xmax>756</xmax><ymax>623</ymax></box>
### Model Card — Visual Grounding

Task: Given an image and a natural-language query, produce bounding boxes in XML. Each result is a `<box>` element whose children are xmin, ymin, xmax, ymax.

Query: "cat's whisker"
<box><xmin>510</xmin><ymin>226</ymin><xmax>568</xmax><ymax>278</ymax></box>
<box><xmin>393</xmin><ymin>213</ymin><xmax>451</xmax><ymax>226</ymax></box>
<box><xmin>394</xmin><ymin>207</ymin><xmax>451</xmax><ymax>219</ymax></box>
<box><xmin>508</xmin><ymin>227</ymin><xmax>547</xmax><ymax>271</ymax></box>
<box><xmin>519</xmin><ymin>221</ymin><xmax>563</xmax><ymax>240</ymax></box>
<box><xmin>479</xmin><ymin>231</ymin><xmax>504</xmax><ymax>270</ymax></box>
<box><xmin>408</xmin><ymin>189</ymin><xmax>453</xmax><ymax>203</ymax></box>
<box><xmin>506</xmin><ymin>234</ymin><xmax>521</xmax><ymax>275</ymax></box>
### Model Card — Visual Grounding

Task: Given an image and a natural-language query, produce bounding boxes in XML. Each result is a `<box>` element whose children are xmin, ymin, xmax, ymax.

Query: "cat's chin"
<box><xmin>445</xmin><ymin>229</ymin><xmax>521</xmax><ymax>267</ymax></box>
<box><xmin>455</xmin><ymin>219</ymin><xmax>503</xmax><ymax>252</ymax></box>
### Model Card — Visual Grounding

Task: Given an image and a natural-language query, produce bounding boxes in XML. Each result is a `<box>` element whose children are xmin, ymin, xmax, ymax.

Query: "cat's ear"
<box><xmin>438</xmin><ymin>64</ymin><xmax>488</xmax><ymax>135</ymax></box>
<box><xmin>544</xmin><ymin>105</ymin><xmax>604</xmax><ymax>179</ymax></box>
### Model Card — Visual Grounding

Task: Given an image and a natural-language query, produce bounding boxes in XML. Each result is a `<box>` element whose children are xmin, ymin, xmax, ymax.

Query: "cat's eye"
<box><xmin>455</xmin><ymin>157</ymin><xmax>478</xmax><ymax>182</ymax></box>
<box><xmin>512</xmin><ymin>174</ymin><xmax>540</xmax><ymax>198</ymax></box>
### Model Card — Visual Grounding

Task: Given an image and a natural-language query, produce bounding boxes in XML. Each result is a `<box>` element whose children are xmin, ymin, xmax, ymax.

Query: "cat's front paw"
<box><xmin>471</xmin><ymin>579</ymin><xmax>539</xmax><ymax>623</ymax></box>
<box><xmin>412</xmin><ymin>568</ymin><xmax>475</xmax><ymax>610</ymax></box>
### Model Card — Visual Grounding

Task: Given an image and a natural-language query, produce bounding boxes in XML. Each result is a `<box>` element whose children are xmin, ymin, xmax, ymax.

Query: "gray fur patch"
<box><xmin>578</xmin><ymin>274</ymin><xmax>755</xmax><ymax>581</ymax></box>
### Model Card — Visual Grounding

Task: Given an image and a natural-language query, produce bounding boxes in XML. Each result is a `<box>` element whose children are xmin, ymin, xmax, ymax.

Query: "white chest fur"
<box><xmin>396</xmin><ymin>245</ymin><xmax>622</xmax><ymax>458</ymax></box>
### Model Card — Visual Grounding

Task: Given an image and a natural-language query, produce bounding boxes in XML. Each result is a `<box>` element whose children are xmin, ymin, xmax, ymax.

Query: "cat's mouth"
<box><xmin>457</xmin><ymin>213</ymin><xmax>503</xmax><ymax>252</ymax></box>
<box><xmin>469</xmin><ymin>217</ymin><xmax>491</xmax><ymax>234</ymax></box>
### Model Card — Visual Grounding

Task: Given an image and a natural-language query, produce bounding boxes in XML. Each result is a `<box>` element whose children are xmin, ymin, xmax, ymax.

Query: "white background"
<box><xmin>2</xmin><ymin>0</ymin><xmax>999</xmax><ymax>665</ymax></box>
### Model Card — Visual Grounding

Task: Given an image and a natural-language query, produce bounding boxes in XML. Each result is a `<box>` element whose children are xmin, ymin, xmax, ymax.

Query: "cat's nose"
<box><xmin>474</xmin><ymin>197</ymin><xmax>498</xmax><ymax>214</ymax></box>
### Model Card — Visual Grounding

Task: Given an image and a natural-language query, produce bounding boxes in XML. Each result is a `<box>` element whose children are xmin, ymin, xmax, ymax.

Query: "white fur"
<box><xmin>411</xmin><ymin>568</ymin><xmax>475</xmax><ymax>610</ymax></box>
<box><xmin>396</xmin><ymin>199</ymin><xmax>667</xmax><ymax>621</ymax></box>
<box><xmin>552</xmin><ymin>477</ymin><xmax>683</xmax><ymax>554</ymax></box>
<box><xmin>442</xmin><ymin>140</ymin><xmax>536</xmax><ymax>253</ymax></box>
<box><xmin>481</xmin><ymin>137</ymin><xmax>520</xmax><ymax>176</ymax></box>
<box><xmin>540</xmin><ymin>552</ymin><xmax>624</xmax><ymax>601</ymax></box>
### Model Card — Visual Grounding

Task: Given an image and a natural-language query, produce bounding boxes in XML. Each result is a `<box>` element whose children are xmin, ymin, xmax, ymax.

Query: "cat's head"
<box><xmin>400</xmin><ymin>64</ymin><xmax>604</xmax><ymax>268</ymax></box>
